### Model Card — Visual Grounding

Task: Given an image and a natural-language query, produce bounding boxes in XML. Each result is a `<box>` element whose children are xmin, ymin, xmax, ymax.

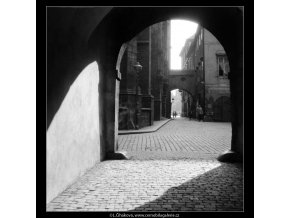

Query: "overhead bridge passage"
<box><xmin>168</xmin><ymin>70</ymin><xmax>196</xmax><ymax>96</ymax></box>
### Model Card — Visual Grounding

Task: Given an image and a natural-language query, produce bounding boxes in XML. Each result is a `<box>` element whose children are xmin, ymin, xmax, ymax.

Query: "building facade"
<box><xmin>180</xmin><ymin>26</ymin><xmax>231</xmax><ymax>122</ymax></box>
<box><xmin>180</xmin><ymin>90</ymin><xmax>193</xmax><ymax>117</ymax></box>
<box><xmin>118</xmin><ymin>21</ymin><xmax>171</xmax><ymax>130</ymax></box>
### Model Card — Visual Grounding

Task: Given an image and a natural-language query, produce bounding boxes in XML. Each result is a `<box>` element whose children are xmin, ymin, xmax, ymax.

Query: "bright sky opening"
<box><xmin>170</xmin><ymin>20</ymin><xmax>198</xmax><ymax>70</ymax></box>
<box><xmin>171</xmin><ymin>89</ymin><xmax>177</xmax><ymax>96</ymax></box>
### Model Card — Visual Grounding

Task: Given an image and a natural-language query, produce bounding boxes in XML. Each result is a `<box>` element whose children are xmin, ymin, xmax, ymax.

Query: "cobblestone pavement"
<box><xmin>47</xmin><ymin>118</ymin><xmax>243</xmax><ymax>212</ymax></box>
<box><xmin>118</xmin><ymin>118</ymin><xmax>231</xmax><ymax>160</ymax></box>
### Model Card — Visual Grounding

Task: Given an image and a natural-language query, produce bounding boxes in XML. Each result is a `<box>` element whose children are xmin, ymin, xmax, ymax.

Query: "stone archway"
<box><xmin>168</xmin><ymin>70</ymin><xmax>196</xmax><ymax>97</ymax></box>
<box><xmin>46</xmin><ymin>6</ymin><xmax>243</xmax><ymax>203</ymax></box>
<box><xmin>169</xmin><ymin>88</ymin><xmax>195</xmax><ymax>118</ymax></box>
<box><xmin>88</xmin><ymin>7</ymin><xmax>243</xmax><ymax>160</ymax></box>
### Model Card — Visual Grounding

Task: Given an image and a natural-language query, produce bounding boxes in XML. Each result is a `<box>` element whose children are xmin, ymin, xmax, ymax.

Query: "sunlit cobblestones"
<box><xmin>47</xmin><ymin>119</ymin><xmax>243</xmax><ymax>212</ymax></box>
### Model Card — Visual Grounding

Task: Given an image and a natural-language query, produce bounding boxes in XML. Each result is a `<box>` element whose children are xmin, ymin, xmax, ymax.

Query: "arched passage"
<box><xmin>46</xmin><ymin>7</ymin><xmax>243</xmax><ymax>203</ymax></box>
<box><xmin>168</xmin><ymin>72</ymin><xmax>196</xmax><ymax>97</ymax></box>
<box><xmin>170</xmin><ymin>88</ymin><xmax>194</xmax><ymax>118</ymax></box>
<box><xmin>87</xmin><ymin>7</ymin><xmax>243</xmax><ymax>158</ymax></box>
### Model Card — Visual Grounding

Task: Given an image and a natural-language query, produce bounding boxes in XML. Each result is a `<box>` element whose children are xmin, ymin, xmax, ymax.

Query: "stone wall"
<box><xmin>47</xmin><ymin>61</ymin><xmax>101</xmax><ymax>203</ymax></box>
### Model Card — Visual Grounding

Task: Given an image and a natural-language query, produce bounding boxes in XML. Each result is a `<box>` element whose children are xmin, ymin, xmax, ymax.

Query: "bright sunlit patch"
<box><xmin>47</xmin><ymin>159</ymin><xmax>223</xmax><ymax>211</ymax></box>
<box><xmin>170</xmin><ymin>20</ymin><xmax>198</xmax><ymax>70</ymax></box>
<box><xmin>114</xmin><ymin>160</ymin><xmax>221</xmax><ymax>210</ymax></box>
<box><xmin>127</xmin><ymin>160</ymin><xmax>222</xmax><ymax>210</ymax></box>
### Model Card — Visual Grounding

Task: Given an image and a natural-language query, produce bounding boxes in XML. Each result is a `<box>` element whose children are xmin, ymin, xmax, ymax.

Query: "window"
<box><xmin>217</xmin><ymin>55</ymin><xmax>229</xmax><ymax>77</ymax></box>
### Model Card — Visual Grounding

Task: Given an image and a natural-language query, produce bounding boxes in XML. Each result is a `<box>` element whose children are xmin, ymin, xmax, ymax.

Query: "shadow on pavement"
<box><xmin>129</xmin><ymin>163</ymin><xmax>243</xmax><ymax>212</ymax></box>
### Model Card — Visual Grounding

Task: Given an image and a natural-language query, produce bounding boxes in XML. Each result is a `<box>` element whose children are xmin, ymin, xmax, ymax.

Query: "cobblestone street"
<box><xmin>118</xmin><ymin>118</ymin><xmax>231</xmax><ymax>160</ymax></box>
<box><xmin>47</xmin><ymin>118</ymin><xmax>243</xmax><ymax>212</ymax></box>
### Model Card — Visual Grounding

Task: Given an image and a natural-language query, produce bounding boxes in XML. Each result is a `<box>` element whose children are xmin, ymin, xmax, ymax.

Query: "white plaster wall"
<box><xmin>47</xmin><ymin>61</ymin><xmax>100</xmax><ymax>203</ymax></box>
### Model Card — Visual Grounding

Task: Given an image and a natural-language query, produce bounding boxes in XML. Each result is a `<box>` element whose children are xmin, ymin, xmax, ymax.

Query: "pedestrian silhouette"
<box><xmin>173</xmin><ymin>111</ymin><xmax>177</xmax><ymax>118</ymax></box>
<box><xmin>197</xmin><ymin>105</ymin><xmax>204</xmax><ymax>122</ymax></box>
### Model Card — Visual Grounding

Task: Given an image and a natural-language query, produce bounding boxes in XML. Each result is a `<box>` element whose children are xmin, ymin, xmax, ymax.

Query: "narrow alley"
<box><xmin>47</xmin><ymin>118</ymin><xmax>243</xmax><ymax>212</ymax></box>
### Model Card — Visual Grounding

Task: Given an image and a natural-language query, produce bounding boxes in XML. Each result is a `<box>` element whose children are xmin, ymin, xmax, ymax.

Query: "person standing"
<box><xmin>197</xmin><ymin>105</ymin><xmax>204</xmax><ymax>122</ymax></box>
